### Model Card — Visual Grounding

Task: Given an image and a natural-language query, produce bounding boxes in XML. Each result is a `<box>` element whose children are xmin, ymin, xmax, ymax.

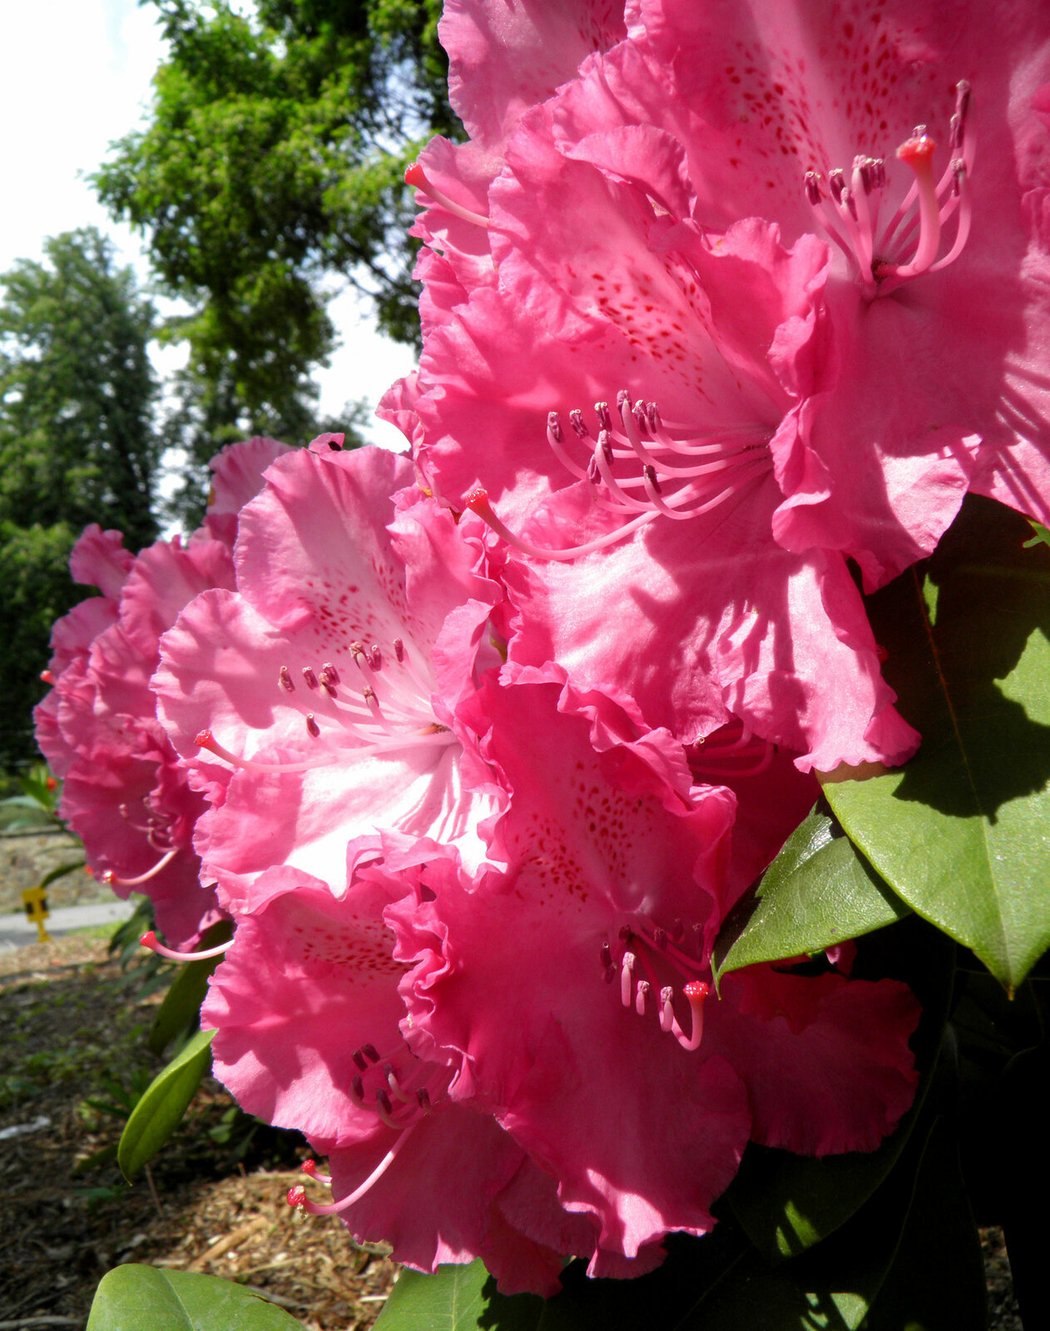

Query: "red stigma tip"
<box><xmin>39</xmin><ymin>669</ymin><xmax>54</xmax><ymax>684</ymax></box>
<box><xmin>896</xmin><ymin>134</ymin><xmax>936</xmax><ymax>166</ymax></box>
<box><xmin>465</xmin><ymin>487</ymin><xmax>491</xmax><ymax>514</ymax></box>
<box><xmin>287</xmin><ymin>1185</ymin><xmax>307</xmax><ymax>1208</ymax></box>
<box><xmin>684</xmin><ymin>981</ymin><xmax>710</xmax><ymax>1001</ymax></box>
<box><xmin>46</xmin><ymin>776</ymin><xmax>57</xmax><ymax>791</ymax></box>
<box><xmin>140</xmin><ymin>930</ymin><xmax>158</xmax><ymax>950</ymax></box>
<box><xmin>195</xmin><ymin>729</ymin><xmax>214</xmax><ymax>749</ymax></box>
<box><xmin>101</xmin><ymin>870</ymin><xmax>115</xmax><ymax>885</ymax></box>
<box><xmin>405</xmin><ymin>161</ymin><xmax>426</xmax><ymax>188</ymax></box>
<box><xmin>301</xmin><ymin>1159</ymin><xmax>318</xmax><ymax>1175</ymax></box>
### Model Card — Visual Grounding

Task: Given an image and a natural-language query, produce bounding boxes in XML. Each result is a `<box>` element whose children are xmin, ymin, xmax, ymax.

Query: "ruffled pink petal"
<box><xmin>440</xmin><ymin>0</ymin><xmax>626</xmax><ymax>145</ymax></box>
<box><xmin>203</xmin><ymin>436</ymin><xmax>292</xmax><ymax>546</ymax></box>
<box><xmin>203</xmin><ymin>871</ymin><xmax>416</xmax><ymax>1144</ymax></box>
<box><xmin>708</xmin><ymin>966</ymin><xmax>921</xmax><ymax>1156</ymax></box>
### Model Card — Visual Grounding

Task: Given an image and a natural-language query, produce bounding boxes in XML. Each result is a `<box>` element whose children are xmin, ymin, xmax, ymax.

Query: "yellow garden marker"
<box><xmin>21</xmin><ymin>885</ymin><xmax>51</xmax><ymax>943</ymax></box>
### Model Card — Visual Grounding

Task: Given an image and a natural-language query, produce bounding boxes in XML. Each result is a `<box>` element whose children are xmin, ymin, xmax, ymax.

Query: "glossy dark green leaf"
<box><xmin>376</xmin><ymin>1261</ymin><xmax>542</xmax><ymax>1331</ymax></box>
<box><xmin>117</xmin><ymin>1028</ymin><xmax>215</xmax><ymax>1181</ymax></box>
<box><xmin>714</xmin><ymin>810</ymin><xmax>908</xmax><ymax>983</ymax></box>
<box><xmin>824</xmin><ymin>496</ymin><xmax>1050</xmax><ymax>991</ymax></box>
<box><xmin>854</xmin><ymin>1118</ymin><xmax>985</xmax><ymax>1331</ymax></box>
<box><xmin>374</xmin><ymin>1231</ymin><xmax>755</xmax><ymax>1331</ymax></box>
<box><xmin>727</xmin><ymin>1132</ymin><xmax>911</xmax><ymax>1265</ymax></box>
<box><xmin>87</xmin><ymin>1264</ymin><xmax>304</xmax><ymax>1329</ymax></box>
<box><xmin>678</xmin><ymin>1116</ymin><xmax>982</xmax><ymax>1331</ymax></box>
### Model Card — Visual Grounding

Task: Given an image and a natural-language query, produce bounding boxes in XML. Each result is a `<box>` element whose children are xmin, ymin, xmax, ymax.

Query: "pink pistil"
<box><xmin>466</xmin><ymin>486</ymin><xmax>659</xmax><ymax>561</ymax></box>
<box><xmin>140</xmin><ymin>929</ymin><xmax>232</xmax><ymax>962</ymax></box>
<box><xmin>887</xmin><ymin>133</ymin><xmax>940</xmax><ymax>278</ymax></box>
<box><xmin>807</xmin><ymin>82</ymin><xmax>974</xmax><ymax>294</ymax></box>
<box><xmin>288</xmin><ymin>1123</ymin><xmax>421</xmax><ymax>1216</ymax></box>
<box><xmin>301</xmin><ymin>1158</ymin><xmax>333</xmax><ymax>1186</ymax></box>
<box><xmin>689</xmin><ymin>718</ymin><xmax>777</xmax><ymax>779</ymax></box>
<box><xmin>195</xmin><ymin>728</ymin><xmax>327</xmax><ymax>773</ymax></box>
<box><xmin>100</xmin><ymin>847</ymin><xmax>180</xmax><ymax>887</ymax></box>
<box><xmin>613</xmin><ymin>924</ymin><xmax>711</xmax><ymax>1051</ymax></box>
<box><xmin>660</xmin><ymin>981</ymin><xmax>710</xmax><ymax>1052</ymax></box>
<box><xmin>405</xmin><ymin>162</ymin><xmax>491</xmax><ymax>229</ymax></box>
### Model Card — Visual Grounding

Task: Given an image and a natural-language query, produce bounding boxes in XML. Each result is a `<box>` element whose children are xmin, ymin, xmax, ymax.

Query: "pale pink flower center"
<box><xmin>197</xmin><ymin>633</ymin><xmax>456</xmax><ymax>772</ymax></box>
<box><xmin>99</xmin><ymin>794</ymin><xmax>187</xmax><ymax>888</ymax></box>
<box><xmin>468</xmin><ymin>389</ymin><xmax>770</xmax><ymax>561</ymax></box>
<box><xmin>804</xmin><ymin>81</ymin><xmax>974</xmax><ymax>296</ymax></box>
<box><xmin>288</xmin><ymin>1032</ymin><xmax>453</xmax><ymax>1218</ymax></box>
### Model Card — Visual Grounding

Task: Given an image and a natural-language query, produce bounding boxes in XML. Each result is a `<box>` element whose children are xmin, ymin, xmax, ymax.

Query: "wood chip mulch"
<box><xmin>0</xmin><ymin>936</ymin><xmax>396</xmax><ymax>1330</ymax></box>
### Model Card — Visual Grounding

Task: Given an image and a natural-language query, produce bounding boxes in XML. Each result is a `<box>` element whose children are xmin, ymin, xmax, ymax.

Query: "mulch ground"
<box><xmin>0</xmin><ymin>936</ymin><xmax>397</xmax><ymax>1329</ymax></box>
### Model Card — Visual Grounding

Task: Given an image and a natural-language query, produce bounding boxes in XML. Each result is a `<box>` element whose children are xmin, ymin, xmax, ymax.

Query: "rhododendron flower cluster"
<box><xmin>36</xmin><ymin>437</ymin><xmax>289</xmax><ymax>946</ymax></box>
<box><xmin>33</xmin><ymin>0</ymin><xmax>1050</xmax><ymax>1302</ymax></box>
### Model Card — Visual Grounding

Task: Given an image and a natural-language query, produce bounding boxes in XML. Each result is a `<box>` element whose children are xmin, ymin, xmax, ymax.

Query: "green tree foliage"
<box><xmin>93</xmin><ymin>0</ymin><xmax>457</xmax><ymax>460</ymax></box>
<box><xmin>0</xmin><ymin>229</ymin><xmax>159</xmax><ymax>768</ymax></box>
<box><xmin>0</xmin><ymin>229</ymin><xmax>159</xmax><ymax>546</ymax></box>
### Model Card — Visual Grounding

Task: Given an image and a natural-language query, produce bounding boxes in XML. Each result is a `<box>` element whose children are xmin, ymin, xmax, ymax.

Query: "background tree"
<box><xmin>0</xmin><ymin>228</ymin><xmax>159</xmax><ymax>768</ymax></box>
<box><xmin>93</xmin><ymin>0</ymin><xmax>457</xmax><ymax>497</ymax></box>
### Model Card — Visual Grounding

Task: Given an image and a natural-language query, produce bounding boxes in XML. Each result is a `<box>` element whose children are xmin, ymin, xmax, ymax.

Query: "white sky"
<box><xmin>0</xmin><ymin>0</ymin><xmax>415</xmax><ymax>446</ymax></box>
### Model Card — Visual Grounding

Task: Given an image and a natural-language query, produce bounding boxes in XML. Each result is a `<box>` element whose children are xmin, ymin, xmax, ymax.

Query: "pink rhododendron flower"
<box><xmin>33</xmin><ymin>525</ymin><xmax>135</xmax><ymax>775</ymax></box>
<box><xmin>384</xmin><ymin>679</ymin><xmax>919</xmax><ymax>1272</ymax></box>
<box><xmin>397</xmin><ymin>0</ymin><xmax>1050</xmax><ymax>769</ymax></box>
<box><xmin>153</xmin><ymin>442</ymin><xmax>504</xmax><ymax>910</ymax></box>
<box><xmin>35</xmin><ymin>439</ymin><xmax>288</xmax><ymax>945</ymax></box>
<box><xmin>405</xmin><ymin>0</ymin><xmax>628</xmax><ymax>358</ymax></box>
<box><xmin>198</xmin><ymin>674</ymin><xmax>913</xmax><ymax>1291</ymax></box>
<box><xmin>202</xmin><ymin>864</ymin><xmax>605</xmax><ymax>1294</ymax></box>
<box><xmin>399</xmin><ymin>117</ymin><xmax>918</xmax><ymax>768</ymax></box>
<box><xmin>593</xmin><ymin>0</ymin><xmax>1050</xmax><ymax>562</ymax></box>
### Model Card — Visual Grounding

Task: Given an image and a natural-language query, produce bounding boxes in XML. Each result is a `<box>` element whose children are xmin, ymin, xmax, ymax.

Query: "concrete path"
<box><xmin>0</xmin><ymin>898</ymin><xmax>135</xmax><ymax>951</ymax></box>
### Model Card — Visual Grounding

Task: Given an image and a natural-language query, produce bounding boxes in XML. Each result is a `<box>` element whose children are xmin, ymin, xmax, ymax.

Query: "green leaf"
<box><xmin>39</xmin><ymin>858</ymin><xmax>86</xmax><ymax>888</ymax></box>
<box><xmin>727</xmin><ymin>1136</ymin><xmax>910</xmax><ymax>1264</ymax></box>
<box><xmin>376</xmin><ymin>1261</ymin><xmax>543</xmax><ymax>1331</ymax></box>
<box><xmin>823</xmin><ymin>496</ymin><xmax>1050</xmax><ymax>992</ymax></box>
<box><xmin>679</xmin><ymin>1119</ymin><xmax>983</xmax><ymax>1330</ymax></box>
<box><xmin>375</xmin><ymin>1261</ymin><xmax>540</xmax><ymax>1325</ymax></box>
<box><xmin>117</xmin><ymin>1028</ymin><xmax>215</xmax><ymax>1181</ymax></box>
<box><xmin>713</xmin><ymin>810</ymin><xmax>909</xmax><ymax>982</ymax></box>
<box><xmin>853</xmin><ymin>1118</ymin><xmax>985</xmax><ymax>1331</ymax></box>
<box><xmin>376</xmin><ymin>1233</ymin><xmax>757</xmax><ymax>1331</ymax></box>
<box><xmin>87</xmin><ymin>1264</ymin><xmax>305</xmax><ymax>1329</ymax></box>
